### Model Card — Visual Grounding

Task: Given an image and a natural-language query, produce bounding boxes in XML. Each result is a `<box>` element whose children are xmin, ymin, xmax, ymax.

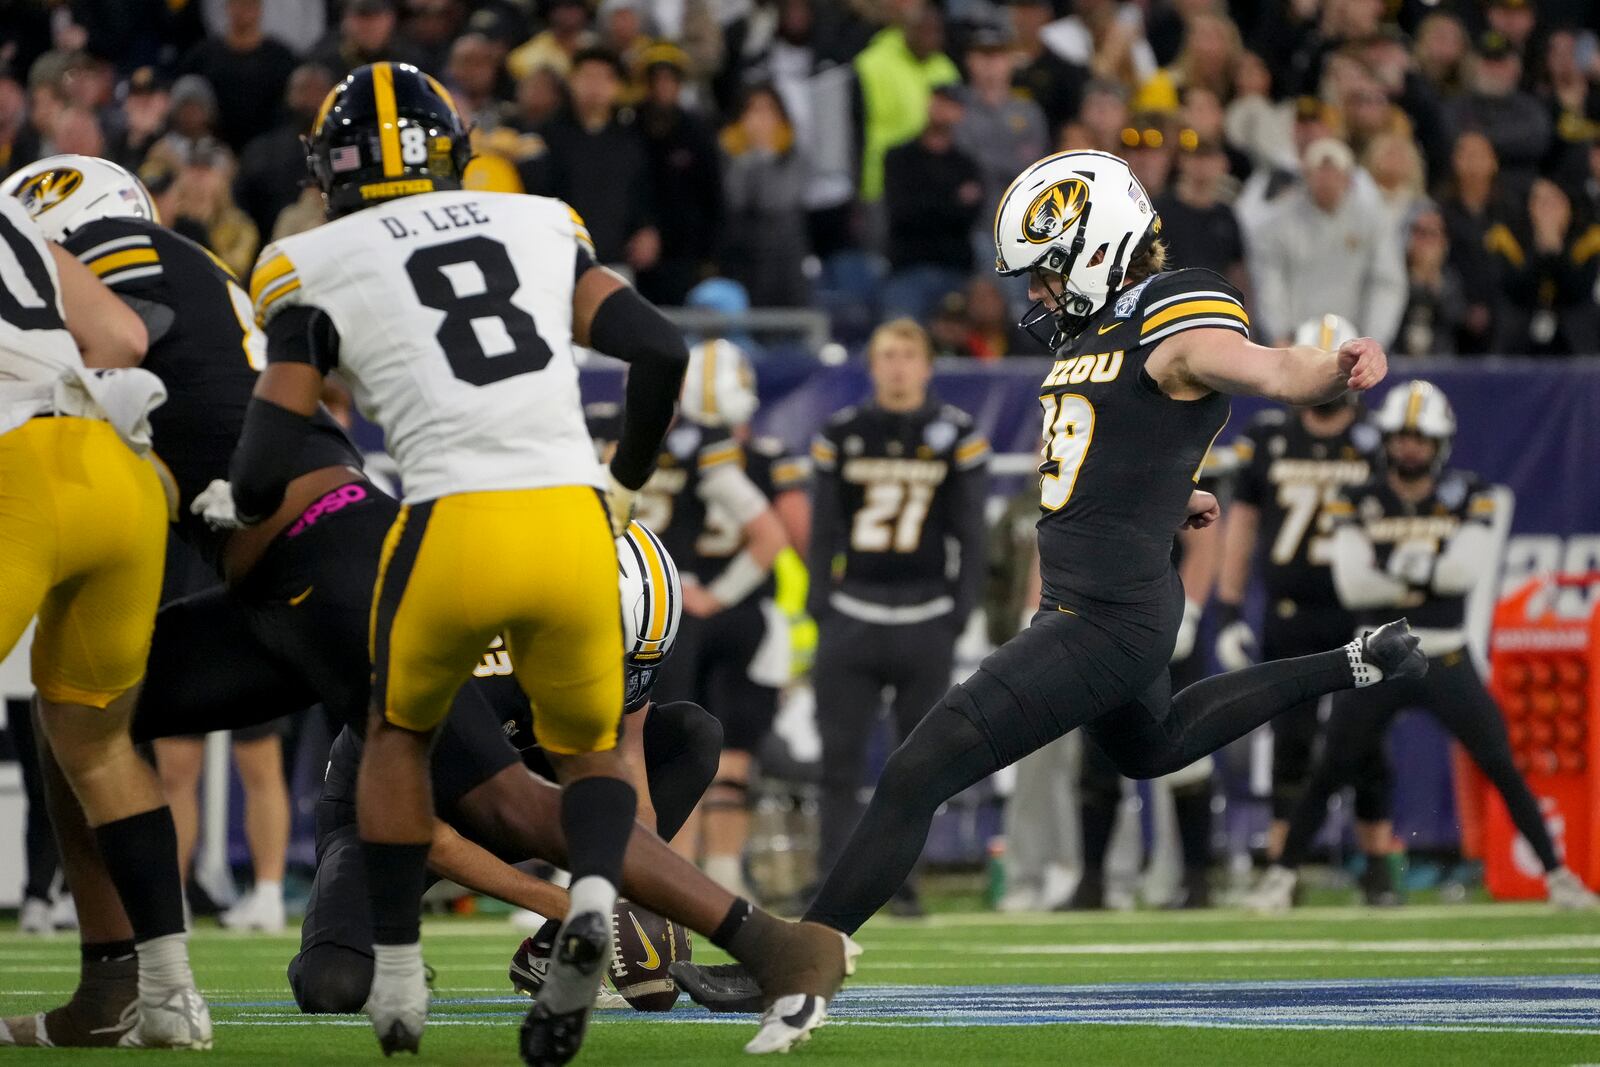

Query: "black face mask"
<box><xmin>1018</xmin><ymin>270</ymin><xmax>1095</xmax><ymax>350</ymax></box>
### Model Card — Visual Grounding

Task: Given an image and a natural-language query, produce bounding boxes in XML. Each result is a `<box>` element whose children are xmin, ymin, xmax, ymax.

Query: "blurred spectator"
<box><xmin>111</xmin><ymin>67</ymin><xmax>173</xmax><ymax>171</ymax></box>
<box><xmin>1253</xmin><ymin>137</ymin><xmax>1405</xmax><ymax>346</ymax></box>
<box><xmin>0</xmin><ymin>75</ymin><xmax>40</xmax><ymax>178</ymax></box>
<box><xmin>540</xmin><ymin>48</ymin><xmax>657</xmax><ymax>272</ymax></box>
<box><xmin>161</xmin><ymin>74</ymin><xmax>222</xmax><ymax>162</ymax></box>
<box><xmin>882</xmin><ymin>85</ymin><xmax>982</xmax><ymax>320</ymax></box>
<box><xmin>1120</xmin><ymin>116</ymin><xmax>1176</xmax><ymax>198</ymax></box>
<box><xmin>1144</xmin><ymin>0</ymin><xmax>1218</xmax><ymax>68</ymax></box>
<box><xmin>1235</xmin><ymin>95</ymin><xmax>1367</xmax><ymax>245</ymax></box>
<box><xmin>1483</xmin><ymin>0</ymin><xmax>1537</xmax><ymax>63</ymax></box>
<box><xmin>596</xmin><ymin>0</ymin><xmax>659</xmax><ymax>102</ymax></box>
<box><xmin>1058</xmin><ymin>77</ymin><xmax>1128</xmax><ymax>153</ymax></box>
<box><xmin>1442</xmin><ymin>32</ymin><xmax>1551</xmax><ymax>193</ymax></box>
<box><xmin>1487</xmin><ymin>178</ymin><xmax>1600</xmax><ymax>355</ymax></box>
<box><xmin>24</xmin><ymin>58</ymin><xmax>69</xmax><ymax>161</ymax></box>
<box><xmin>1364</xmin><ymin>130</ymin><xmax>1427</xmax><ymax>238</ymax></box>
<box><xmin>1438</xmin><ymin>130</ymin><xmax>1508</xmax><ymax>353</ymax></box>
<box><xmin>200</xmin><ymin>0</ymin><xmax>326</xmax><ymax>56</ymax></box>
<box><xmin>719</xmin><ymin>84</ymin><xmax>810</xmax><ymax>307</ymax></box>
<box><xmin>1223</xmin><ymin>50</ymin><xmax>1286</xmax><ymax>170</ymax></box>
<box><xmin>1041</xmin><ymin>0</ymin><xmax>1157</xmax><ymax>97</ymax></box>
<box><xmin>740</xmin><ymin>0</ymin><xmax>860</xmax><ymax>259</ymax></box>
<box><xmin>635</xmin><ymin>45</ymin><xmax>723</xmax><ymax>305</ymax></box>
<box><xmin>506</xmin><ymin>0</ymin><xmax>597</xmax><ymax>80</ymax></box>
<box><xmin>928</xmin><ymin>290</ymin><xmax>969</xmax><ymax>357</ymax></box>
<box><xmin>1583</xmin><ymin>141</ymin><xmax>1600</xmax><ymax>225</ymax></box>
<box><xmin>1135</xmin><ymin>12</ymin><xmax>1241</xmax><ymax>112</ymax></box>
<box><xmin>853</xmin><ymin>1</ymin><xmax>960</xmax><ymax>214</ymax></box>
<box><xmin>444</xmin><ymin>32</ymin><xmax>513</xmax><ymax>130</ymax></box>
<box><xmin>513</xmin><ymin>66</ymin><xmax>569</xmax><ymax>129</ymax></box>
<box><xmin>235</xmin><ymin>63</ymin><xmax>336</xmax><ymax>238</ymax></box>
<box><xmin>1280</xmin><ymin>0</ymin><xmax>1384</xmax><ymax>99</ymax></box>
<box><xmin>402</xmin><ymin>0</ymin><xmax>470</xmax><ymax>74</ymax></box>
<box><xmin>178</xmin><ymin>0</ymin><xmax>297</xmax><ymax>151</ymax></box>
<box><xmin>1395</xmin><ymin>203</ymin><xmax>1467</xmax><ymax>357</ymax></box>
<box><xmin>1182</xmin><ymin>85</ymin><xmax>1249</xmax><ymax>181</ymax></box>
<box><xmin>1539</xmin><ymin>29</ymin><xmax>1600</xmax><ymax>195</ymax></box>
<box><xmin>1355</xmin><ymin>26</ymin><xmax>1450</xmax><ymax>184</ymax></box>
<box><xmin>1008</xmin><ymin>0</ymin><xmax>1089</xmax><ymax>135</ymax></box>
<box><xmin>310</xmin><ymin>0</ymin><xmax>426</xmax><ymax>78</ymax></box>
<box><xmin>51</xmin><ymin>106</ymin><xmax>106</xmax><ymax>158</ymax></box>
<box><xmin>955</xmin><ymin>27</ymin><xmax>1047</xmax><ymax>264</ymax></box>
<box><xmin>147</xmin><ymin>141</ymin><xmax>261</xmax><ymax>276</ymax></box>
<box><xmin>1413</xmin><ymin>12</ymin><xmax>1470</xmax><ymax>97</ymax></box>
<box><xmin>1338</xmin><ymin>66</ymin><xmax>1412</xmax><ymax>165</ymax></box>
<box><xmin>958</xmin><ymin>276</ymin><xmax>1035</xmax><ymax>358</ymax></box>
<box><xmin>1154</xmin><ymin>137</ymin><xmax>1246</xmax><ymax>286</ymax></box>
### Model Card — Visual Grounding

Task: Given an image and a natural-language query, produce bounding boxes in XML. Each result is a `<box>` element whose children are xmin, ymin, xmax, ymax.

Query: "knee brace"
<box><xmin>288</xmin><ymin>944</ymin><xmax>374</xmax><ymax>1014</ymax></box>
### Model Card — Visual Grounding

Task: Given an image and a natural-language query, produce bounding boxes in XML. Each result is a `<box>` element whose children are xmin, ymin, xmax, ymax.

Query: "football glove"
<box><xmin>1172</xmin><ymin>598</ymin><xmax>1203</xmax><ymax>663</ymax></box>
<box><xmin>1386</xmin><ymin>539</ymin><xmax>1437</xmax><ymax>588</ymax></box>
<box><xmin>604</xmin><ymin>470</ymin><xmax>638</xmax><ymax>539</ymax></box>
<box><xmin>191</xmin><ymin>478</ymin><xmax>243</xmax><ymax>531</ymax></box>
<box><xmin>1214</xmin><ymin>603</ymin><xmax>1258</xmax><ymax>672</ymax></box>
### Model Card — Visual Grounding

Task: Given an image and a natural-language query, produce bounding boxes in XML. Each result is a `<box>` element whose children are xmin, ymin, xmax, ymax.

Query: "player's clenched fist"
<box><xmin>1337</xmin><ymin>338</ymin><xmax>1387</xmax><ymax>392</ymax></box>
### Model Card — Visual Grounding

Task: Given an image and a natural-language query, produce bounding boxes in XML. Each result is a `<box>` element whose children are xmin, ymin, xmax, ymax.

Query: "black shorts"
<box><xmin>132</xmin><ymin>483</ymin><xmax>396</xmax><ymax>742</ymax></box>
<box><xmin>955</xmin><ymin>577</ymin><xmax>1181</xmax><ymax>769</ymax></box>
<box><xmin>653</xmin><ymin>598</ymin><xmax>777</xmax><ymax>752</ymax></box>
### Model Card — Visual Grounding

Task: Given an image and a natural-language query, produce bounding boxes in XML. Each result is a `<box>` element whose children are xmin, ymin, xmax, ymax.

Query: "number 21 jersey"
<box><xmin>250</xmin><ymin>190</ymin><xmax>602</xmax><ymax>503</ymax></box>
<box><xmin>1036</xmin><ymin>267</ymin><xmax>1240</xmax><ymax>608</ymax></box>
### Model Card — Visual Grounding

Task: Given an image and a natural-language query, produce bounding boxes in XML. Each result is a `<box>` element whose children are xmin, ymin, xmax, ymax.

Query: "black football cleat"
<box><xmin>509</xmin><ymin>920</ymin><xmax>560</xmax><ymax>998</ymax></box>
<box><xmin>519</xmin><ymin>911</ymin><xmax>609</xmax><ymax>1067</ymax></box>
<box><xmin>667</xmin><ymin>961</ymin><xmax>764</xmax><ymax>1014</ymax></box>
<box><xmin>1352</xmin><ymin>619</ymin><xmax>1428</xmax><ymax>685</ymax></box>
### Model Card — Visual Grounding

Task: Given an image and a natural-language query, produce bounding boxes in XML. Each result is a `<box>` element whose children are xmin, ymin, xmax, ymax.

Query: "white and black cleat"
<box><xmin>365</xmin><ymin>965</ymin><xmax>429</xmax><ymax>1056</ymax></box>
<box><xmin>118</xmin><ymin>986</ymin><xmax>213</xmax><ymax>1050</ymax></box>
<box><xmin>745</xmin><ymin>994</ymin><xmax>827</xmax><ymax>1055</ymax></box>
<box><xmin>520</xmin><ymin>910</ymin><xmax>611</xmax><ymax>1066</ymax></box>
<box><xmin>1348</xmin><ymin>619</ymin><xmax>1427</xmax><ymax>687</ymax></box>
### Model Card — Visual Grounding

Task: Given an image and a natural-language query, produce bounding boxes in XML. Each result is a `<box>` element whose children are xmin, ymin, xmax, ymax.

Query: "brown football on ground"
<box><xmin>609</xmin><ymin>899</ymin><xmax>691</xmax><ymax>1011</ymax></box>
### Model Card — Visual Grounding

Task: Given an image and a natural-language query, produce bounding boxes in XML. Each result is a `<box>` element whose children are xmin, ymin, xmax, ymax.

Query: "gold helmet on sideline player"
<box><xmin>681</xmin><ymin>339</ymin><xmax>759</xmax><ymax>429</ymax></box>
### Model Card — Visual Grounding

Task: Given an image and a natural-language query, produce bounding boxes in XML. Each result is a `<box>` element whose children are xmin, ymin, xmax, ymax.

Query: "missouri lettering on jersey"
<box><xmin>1327</xmin><ymin>469</ymin><xmax>1498</xmax><ymax>637</ymax></box>
<box><xmin>810</xmin><ymin>400</ymin><xmax>989</xmax><ymax>609</ymax></box>
<box><xmin>252</xmin><ymin>190</ymin><xmax>602</xmax><ymax>502</ymax></box>
<box><xmin>586</xmin><ymin>402</ymin><xmax>747</xmax><ymax>584</ymax></box>
<box><xmin>64</xmin><ymin>217</ymin><xmax>357</xmax><ymax>569</ymax></box>
<box><xmin>1035</xmin><ymin>267</ymin><xmax>1239</xmax><ymax>607</ymax></box>
<box><xmin>1231</xmin><ymin>409</ymin><xmax>1381</xmax><ymax>606</ymax></box>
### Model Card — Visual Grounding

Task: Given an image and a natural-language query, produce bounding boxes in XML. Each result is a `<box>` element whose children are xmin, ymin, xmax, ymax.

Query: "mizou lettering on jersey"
<box><xmin>1041</xmin><ymin>350</ymin><xmax>1124</xmax><ymax>388</ymax></box>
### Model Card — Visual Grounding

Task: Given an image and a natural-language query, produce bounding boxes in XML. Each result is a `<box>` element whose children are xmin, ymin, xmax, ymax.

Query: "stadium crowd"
<box><xmin>1</xmin><ymin>0</ymin><xmax>1597</xmax><ymax>358</ymax></box>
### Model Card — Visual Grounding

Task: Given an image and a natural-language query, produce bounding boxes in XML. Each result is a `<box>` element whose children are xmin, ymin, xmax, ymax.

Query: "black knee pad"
<box><xmin>288</xmin><ymin>943</ymin><xmax>374</xmax><ymax>1014</ymax></box>
<box><xmin>644</xmin><ymin>700</ymin><xmax>722</xmax><ymax>791</ymax></box>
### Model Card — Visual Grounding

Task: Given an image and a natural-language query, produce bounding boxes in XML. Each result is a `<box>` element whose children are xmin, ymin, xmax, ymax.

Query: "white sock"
<box><xmin>567</xmin><ymin>875</ymin><xmax>618</xmax><ymax>919</ymax></box>
<box><xmin>1345</xmin><ymin>640</ymin><xmax>1384</xmax><ymax>688</ymax></box>
<box><xmin>371</xmin><ymin>942</ymin><xmax>424</xmax><ymax>985</ymax></box>
<box><xmin>254</xmin><ymin>880</ymin><xmax>283</xmax><ymax>903</ymax></box>
<box><xmin>136</xmin><ymin>932</ymin><xmax>195</xmax><ymax>997</ymax></box>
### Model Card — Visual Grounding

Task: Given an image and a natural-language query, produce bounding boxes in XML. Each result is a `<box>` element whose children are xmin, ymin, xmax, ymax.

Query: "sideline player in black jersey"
<box><xmin>1216</xmin><ymin>313</ymin><xmax>1398</xmax><ymax>903</ymax></box>
<box><xmin>586</xmin><ymin>349</ymin><xmax>791</xmax><ymax>895</ymax></box>
<box><xmin>807</xmin><ymin>318</ymin><xmax>990</xmax><ymax>915</ymax></box>
<box><xmin>674</xmin><ymin>150</ymin><xmax>1427</xmax><ymax>1027</ymax></box>
<box><xmin>1250</xmin><ymin>381</ymin><xmax>1597</xmax><ymax>912</ymax></box>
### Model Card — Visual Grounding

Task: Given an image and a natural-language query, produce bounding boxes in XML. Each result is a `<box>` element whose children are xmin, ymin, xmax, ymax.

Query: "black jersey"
<box><xmin>62</xmin><ymin>217</ymin><xmax>358</xmax><ymax>572</ymax></box>
<box><xmin>1232</xmin><ymin>408</ymin><xmax>1381</xmax><ymax>606</ymax></box>
<box><xmin>585</xmin><ymin>402</ymin><xmax>743</xmax><ymax>584</ymax></box>
<box><xmin>1035</xmin><ymin>268</ymin><xmax>1239</xmax><ymax>608</ymax></box>
<box><xmin>1327</xmin><ymin>470</ymin><xmax>1498</xmax><ymax>633</ymax></box>
<box><xmin>810</xmin><ymin>398</ymin><xmax>990</xmax><ymax>610</ymax></box>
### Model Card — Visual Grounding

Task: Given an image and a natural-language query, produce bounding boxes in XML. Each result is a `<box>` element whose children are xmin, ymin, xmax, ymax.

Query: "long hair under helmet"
<box><xmin>992</xmin><ymin>150</ymin><xmax>1160</xmax><ymax>349</ymax></box>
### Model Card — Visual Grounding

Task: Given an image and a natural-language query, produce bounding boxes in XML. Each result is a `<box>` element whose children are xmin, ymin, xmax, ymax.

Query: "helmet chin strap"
<box><xmin>1017</xmin><ymin>202</ymin><xmax>1096</xmax><ymax>350</ymax></box>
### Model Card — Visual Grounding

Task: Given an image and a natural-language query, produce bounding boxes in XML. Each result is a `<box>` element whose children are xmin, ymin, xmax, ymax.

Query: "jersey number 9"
<box><xmin>405</xmin><ymin>236</ymin><xmax>554</xmax><ymax>386</ymax></box>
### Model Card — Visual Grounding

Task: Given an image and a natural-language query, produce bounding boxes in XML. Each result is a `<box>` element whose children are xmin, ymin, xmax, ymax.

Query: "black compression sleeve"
<box><xmin>587</xmin><ymin>285</ymin><xmax>689</xmax><ymax>489</ymax></box>
<box><xmin>265</xmin><ymin>305</ymin><xmax>340</xmax><ymax>372</ymax></box>
<box><xmin>231</xmin><ymin>396</ymin><xmax>312</xmax><ymax>524</ymax></box>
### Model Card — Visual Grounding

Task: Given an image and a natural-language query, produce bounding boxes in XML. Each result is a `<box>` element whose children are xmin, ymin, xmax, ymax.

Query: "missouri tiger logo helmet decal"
<box><xmin>14</xmin><ymin>167</ymin><xmax>83</xmax><ymax>215</ymax></box>
<box><xmin>1022</xmin><ymin>178</ymin><xmax>1089</xmax><ymax>244</ymax></box>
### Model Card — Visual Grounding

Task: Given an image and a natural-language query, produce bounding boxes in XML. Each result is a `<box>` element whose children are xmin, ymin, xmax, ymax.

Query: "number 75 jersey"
<box><xmin>1035</xmin><ymin>267</ymin><xmax>1239</xmax><ymax>608</ymax></box>
<box><xmin>250</xmin><ymin>190</ymin><xmax>602</xmax><ymax>503</ymax></box>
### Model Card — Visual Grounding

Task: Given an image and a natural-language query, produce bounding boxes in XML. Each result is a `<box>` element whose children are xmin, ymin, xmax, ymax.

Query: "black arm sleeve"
<box><xmin>805</xmin><ymin>464</ymin><xmax>843</xmax><ymax>621</ymax></box>
<box><xmin>949</xmin><ymin>462</ymin><xmax>991</xmax><ymax>621</ymax></box>
<box><xmin>265</xmin><ymin>304</ymin><xmax>340</xmax><ymax>372</ymax></box>
<box><xmin>231</xmin><ymin>397</ymin><xmax>314</xmax><ymax>525</ymax></box>
<box><xmin>587</xmin><ymin>284</ymin><xmax>689</xmax><ymax>489</ymax></box>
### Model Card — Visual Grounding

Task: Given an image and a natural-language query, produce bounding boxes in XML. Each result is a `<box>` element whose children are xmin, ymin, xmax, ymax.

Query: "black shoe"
<box><xmin>519</xmin><ymin>912</ymin><xmax>608</xmax><ymax>1067</ymax></box>
<box><xmin>1167</xmin><ymin>870</ymin><xmax>1211</xmax><ymax>910</ymax></box>
<box><xmin>1055</xmin><ymin>872</ymin><xmax>1105</xmax><ymax>911</ymax></box>
<box><xmin>888</xmin><ymin>884</ymin><xmax>925</xmax><ymax>919</ymax></box>
<box><xmin>509</xmin><ymin>920</ymin><xmax>560</xmax><ymax>997</ymax></box>
<box><xmin>667</xmin><ymin>961</ymin><xmax>763</xmax><ymax>1014</ymax></box>
<box><xmin>1359</xmin><ymin>854</ymin><xmax>1404</xmax><ymax>908</ymax></box>
<box><xmin>1356</xmin><ymin>619</ymin><xmax>1428</xmax><ymax>683</ymax></box>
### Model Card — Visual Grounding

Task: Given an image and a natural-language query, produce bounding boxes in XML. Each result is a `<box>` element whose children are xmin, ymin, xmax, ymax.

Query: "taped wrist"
<box><xmin>706</xmin><ymin>550</ymin><xmax>769</xmax><ymax>607</ymax></box>
<box><xmin>231</xmin><ymin>397</ymin><xmax>311</xmax><ymax>524</ymax></box>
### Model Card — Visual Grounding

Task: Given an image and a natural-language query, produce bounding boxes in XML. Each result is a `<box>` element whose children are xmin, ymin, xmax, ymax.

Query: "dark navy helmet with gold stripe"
<box><xmin>306</xmin><ymin>61</ymin><xmax>472</xmax><ymax>217</ymax></box>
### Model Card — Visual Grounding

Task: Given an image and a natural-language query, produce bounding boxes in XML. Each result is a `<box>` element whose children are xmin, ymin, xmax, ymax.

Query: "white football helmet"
<box><xmin>681</xmin><ymin>339</ymin><xmax>758</xmax><ymax>428</ymax></box>
<box><xmin>618</xmin><ymin>520</ymin><xmax>683</xmax><ymax>712</ymax></box>
<box><xmin>1</xmin><ymin>155</ymin><xmax>158</xmax><ymax>241</ymax></box>
<box><xmin>1292</xmin><ymin>313</ymin><xmax>1360</xmax><ymax>351</ymax></box>
<box><xmin>1374</xmin><ymin>379</ymin><xmax>1456</xmax><ymax>472</ymax></box>
<box><xmin>993</xmin><ymin>150</ymin><xmax>1159</xmax><ymax>346</ymax></box>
